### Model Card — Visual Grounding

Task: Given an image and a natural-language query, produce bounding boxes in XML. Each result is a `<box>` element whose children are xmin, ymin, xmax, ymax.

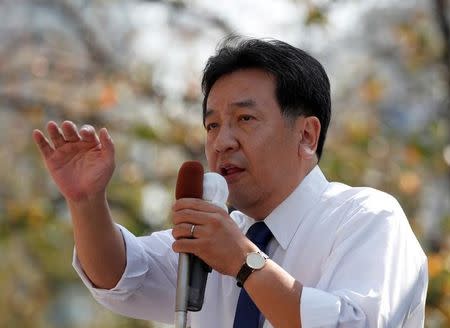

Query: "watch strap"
<box><xmin>236</xmin><ymin>251</ymin><xmax>268</xmax><ymax>288</ymax></box>
<box><xmin>236</xmin><ymin>262</ymin><xmax>254</xmax><ymax>287</ymax></box>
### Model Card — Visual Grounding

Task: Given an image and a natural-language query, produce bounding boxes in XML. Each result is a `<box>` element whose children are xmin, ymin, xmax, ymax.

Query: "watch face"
<box><xmin>247</xmin><ymin>252</ymin><xmax>266</xmax><ymax>269</ymax></box>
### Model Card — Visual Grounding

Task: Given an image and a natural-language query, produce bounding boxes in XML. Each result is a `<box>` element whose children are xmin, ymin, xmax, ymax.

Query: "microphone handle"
<box><xmin>175</xmin><ymin>253</ymin><xmax>190</xmax><ymax>328</ymax></box>
<box><xmin>187</xmin><ymin>255</ymin><xmax>212</xmax><ymax>311</ymax></box>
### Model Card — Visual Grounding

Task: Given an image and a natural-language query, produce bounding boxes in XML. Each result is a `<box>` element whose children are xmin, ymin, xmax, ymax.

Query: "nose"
<box><xmin>214</xmin><ymin>124</ymin><xmax>239</xmax><ymax>153</ymax></box>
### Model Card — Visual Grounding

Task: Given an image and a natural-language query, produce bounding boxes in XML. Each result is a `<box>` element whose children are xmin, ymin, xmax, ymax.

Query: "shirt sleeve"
<box><xmin>300</xmin><ymin>287</ymin><xmax>341</xmax><ymax>326</ymax></box>
<box><xmin>72</xmin><ymin>224</ymin><xmax>179</xmax><ymax>323</ymax></box>
<box><xmin>299</xmin><ymin>191</ymin><xmax>428</xmax><ymax>327</ymax></box>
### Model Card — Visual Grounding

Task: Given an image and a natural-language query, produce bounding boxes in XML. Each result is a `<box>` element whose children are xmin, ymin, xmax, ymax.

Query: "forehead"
<box><xmin>206</xmin><ymin>69</ymin><xmax>277</xmax><ymax>111</ymax></box>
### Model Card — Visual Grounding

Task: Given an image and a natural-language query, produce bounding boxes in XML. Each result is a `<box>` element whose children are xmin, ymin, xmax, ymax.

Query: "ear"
<box><xmin>298</xmin><ymin>116</ymin><xmax>321</xmax><ymax>160</ymax></box>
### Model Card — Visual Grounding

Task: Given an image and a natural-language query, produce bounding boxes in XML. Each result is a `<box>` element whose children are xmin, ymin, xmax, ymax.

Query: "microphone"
<box><xmin>188</xmin><ymin>172</ymin><xmax>228</xmax><ymax>311</ymax></box>
<box><xmin>174</xmin><ymin>161</ymin><xmax>228</xmax><ymax>327</ymax></box>
<box><xmin>175</xmin><ymin>161</ymin><xmax>204</xmax><ymax>328</ymax></box>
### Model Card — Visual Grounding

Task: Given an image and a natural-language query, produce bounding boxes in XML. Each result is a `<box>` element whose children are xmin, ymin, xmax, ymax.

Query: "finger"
<box><xmin>47</xmin><ymin>121</ymin><xmax>66</xmax><ymax>148</ymax></box>
<box><xmin>79</xmin><ymin>124</ymin><xmax>100</xmax><ymax>144</ymax></box>
<box><xmin>172</xmin><ymin>238</ymin><xmax>202</xmax><ymax>255</ymax></box>
<box><xmin>173</xmin><ymin>198</ymin><xmax>227</xmax><ymax>214</ymax></box>
<box><xmin>61</xmin><ymin>121</ymin><xmax>81</xmax><ymax>142</ymax></box>
<box><xmin>172</xmin><ymin>223</ymin><xmax>202</xmax><ymax>240</ymax></box>
<box><xmin>99</xmin><ymin>127</ymin><xmax>114</xmax><ymax>155</ymax></box>
<box><xmin>32</xmin><ymin>129</ymin><xmax>54</xmax><ymax>158</ymax></box>
<box><xmin>172</xmin><ymin>208</ymin><xmax>222</xmax><ymax>226</ymax></box>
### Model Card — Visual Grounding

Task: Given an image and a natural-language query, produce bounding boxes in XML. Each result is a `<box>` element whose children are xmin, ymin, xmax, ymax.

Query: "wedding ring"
<box><xmin>190</xmin><ymin>224</ymin><xmax>196</xmax><ymax>238</ymax></box>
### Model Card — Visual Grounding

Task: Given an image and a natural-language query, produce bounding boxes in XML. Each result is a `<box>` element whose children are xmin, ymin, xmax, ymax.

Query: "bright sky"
<box><xmin>128</xmin><ymin>0</ymin><xmax>422</xmax><ymax>99</ymax></box>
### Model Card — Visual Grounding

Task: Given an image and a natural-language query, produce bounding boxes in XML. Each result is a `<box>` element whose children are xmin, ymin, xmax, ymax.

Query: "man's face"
<box><xmin>204</xmin><ymin>69</ymin><xmax>304</xmax><ymax>219</ymax></box>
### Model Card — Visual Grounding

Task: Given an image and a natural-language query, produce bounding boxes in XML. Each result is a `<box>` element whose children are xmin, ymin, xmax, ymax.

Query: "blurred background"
<box><xmin>0</xmin><ymin>0</ymin><xmax>448</xmax><ymax>327</ymax></box>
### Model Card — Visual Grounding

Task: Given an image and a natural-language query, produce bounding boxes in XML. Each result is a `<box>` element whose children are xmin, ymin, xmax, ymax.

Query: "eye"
<box><xmin>206</xmin><ymin>122</ymin><xmax>219</xmax><ymax>131</ymax></box>
<box><xmin>239</xmin><ymin>115</ymin><xmax>254</xmax><ymax>122</ymax></box>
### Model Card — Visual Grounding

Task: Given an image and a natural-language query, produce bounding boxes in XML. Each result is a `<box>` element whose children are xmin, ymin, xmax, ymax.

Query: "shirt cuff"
<box><xmin>300</xmin><ymin>287</ymin><xmax>341</xmax><ymax>327</ymax></box>
<box><xmin>72</xmin><ymin>224</ymin><xmax>150</xmax><ymax>301</ymax></box>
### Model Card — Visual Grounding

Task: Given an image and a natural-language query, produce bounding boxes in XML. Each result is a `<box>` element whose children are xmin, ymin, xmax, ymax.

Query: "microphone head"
<box><xmin>203</xmin><ymin>172</ymin><xmax>229</xmax><ymax>211</ymax></box>
<box><xmin>176</xmin><ymin>161</ymin><xmax>204</xmax><ymax>200</ymax></box>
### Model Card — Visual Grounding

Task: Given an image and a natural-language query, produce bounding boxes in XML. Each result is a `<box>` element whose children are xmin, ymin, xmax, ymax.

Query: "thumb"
<box><xmin>99</xmin><ymin>128</ymin><xmax>115</xmax><ymax>156</ymax></box>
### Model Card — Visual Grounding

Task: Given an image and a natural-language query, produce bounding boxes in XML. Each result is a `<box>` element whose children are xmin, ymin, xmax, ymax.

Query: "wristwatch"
<box><xmin>236</xmin><ymin>251</ymin><xmax>268</xmax><ymax>287</ymax></box>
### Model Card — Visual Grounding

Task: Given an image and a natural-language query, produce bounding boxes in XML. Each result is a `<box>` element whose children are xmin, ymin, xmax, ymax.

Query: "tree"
<box><xmin>0</xmin><ymin>0</ymin><xmax>448</xmax><ymax>327</ymax></box>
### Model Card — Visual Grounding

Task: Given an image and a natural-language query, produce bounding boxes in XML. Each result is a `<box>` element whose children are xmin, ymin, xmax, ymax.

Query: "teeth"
<box><xmin>220</xmin><ymin>165</ymin><xmax>235</xmax><ymax>176</ymax></box>
<box><xmin>220</xmin><ymin>164</ymin><xmax>244</xmax><ymax>177</ymax></box>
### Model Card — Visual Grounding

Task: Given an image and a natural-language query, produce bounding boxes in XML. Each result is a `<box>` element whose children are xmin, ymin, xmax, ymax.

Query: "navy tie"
<box><xmin>233</xmin><ymin>222</ymin><xmax>273</xmax><ymax>328</ymax></box>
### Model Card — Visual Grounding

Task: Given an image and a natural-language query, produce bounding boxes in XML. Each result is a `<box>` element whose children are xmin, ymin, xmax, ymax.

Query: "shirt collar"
<box><xmin>257</xmin><ymin>165</ymin><xmax>329</xmax><ymax>250</ymax></box>
<box><xmin>231</xmin><ymin>166</ymin><xmax>329</xmax><ymax>250</ymax></box>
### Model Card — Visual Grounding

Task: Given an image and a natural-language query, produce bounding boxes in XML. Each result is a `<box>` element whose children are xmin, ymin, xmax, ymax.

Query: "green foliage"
<box><xmin>0</xmin><ymin>0</ymin><xmax>448</xmax><ymax>327</ymax></box>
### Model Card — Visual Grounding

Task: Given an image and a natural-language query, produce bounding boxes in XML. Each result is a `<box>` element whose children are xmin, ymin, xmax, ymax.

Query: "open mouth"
<box><xmin>220</xmin><ymin>164</ymin><xmax>245</xmax><ymax>178</ymax></box>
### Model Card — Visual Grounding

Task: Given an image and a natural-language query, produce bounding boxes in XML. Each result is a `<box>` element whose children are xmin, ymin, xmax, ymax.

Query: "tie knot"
<box><xmin>246</xmin><ymin>222</ymin><xmax>273</xmax><ymax>252</ymax></box>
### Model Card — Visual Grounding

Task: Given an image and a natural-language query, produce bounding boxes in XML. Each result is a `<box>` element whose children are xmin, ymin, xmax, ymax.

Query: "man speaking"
<box><xmin>32</xmin><ymin>36</ymin><xmax>428</xmax><ymax>327</ymax></box>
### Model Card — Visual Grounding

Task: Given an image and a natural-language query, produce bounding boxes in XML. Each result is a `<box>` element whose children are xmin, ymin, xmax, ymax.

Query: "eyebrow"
<box><xmin>230</xmin><ymin>99</ymin><xmax>257</xmax><ymax>108</ymax></box>
<box><xmin>204</xmin><ymin>99</ymin><xmax>257</xmax><ymax>121</ymax></box>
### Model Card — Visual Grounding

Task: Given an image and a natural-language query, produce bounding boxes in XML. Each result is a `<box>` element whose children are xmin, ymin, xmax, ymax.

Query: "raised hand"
<box><xmin>32</xmin><ymin>121</ymin><xmax>115</xmax><ymax>202</ymax></box>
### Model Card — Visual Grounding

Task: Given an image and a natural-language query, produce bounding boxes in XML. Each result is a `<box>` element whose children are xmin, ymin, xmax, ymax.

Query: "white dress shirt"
<box><xmin>73</xmin><ymin>166</ymin><xmax>428</xmax><ymax>327</ymax></box>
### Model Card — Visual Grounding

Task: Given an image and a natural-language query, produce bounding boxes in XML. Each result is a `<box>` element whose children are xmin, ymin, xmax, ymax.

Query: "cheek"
<box><xmin>246</xmin><ymin>145</ymin><xmax>275</xmax><ymax>179</ymax></box>
<box><xmin>251</xmin><ymin>138</ymin><xmax>294</xmax><ymax>174</ymax></box>
<box><xmin>205</xmin><ymin>146</ymin><xmax>216</xmax><ymax>170</ymax></box>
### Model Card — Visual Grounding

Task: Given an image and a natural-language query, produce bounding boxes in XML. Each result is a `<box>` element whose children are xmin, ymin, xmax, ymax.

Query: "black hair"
<box><xmin>201</xmin><ymin>36</ymin><xmax>331</xmax><ymax>160</ymax></box>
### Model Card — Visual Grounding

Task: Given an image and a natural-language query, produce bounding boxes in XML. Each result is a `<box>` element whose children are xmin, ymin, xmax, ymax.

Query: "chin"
<box><xmin>228</xmin><ymin>195</ymin><xmax>254</xmax><ymax>214</ymax></box>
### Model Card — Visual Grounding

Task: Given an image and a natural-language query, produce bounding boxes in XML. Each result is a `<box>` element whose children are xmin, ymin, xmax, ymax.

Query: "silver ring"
<box><xmin>190</xmin><ymin>224</ymin><xmax>196</xmax><ymax>238</ymax></box>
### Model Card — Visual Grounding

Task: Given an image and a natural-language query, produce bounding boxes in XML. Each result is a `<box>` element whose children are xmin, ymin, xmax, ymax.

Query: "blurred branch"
<box><xmin>34</xmin><ymin>0</ymin><xmax>122</xmax><ymax>72</ymax></box>
<box><xmin>140</xmin><ymin>0</ymin><xmax>234</xmax><ymax>34</ymax></box>
<box><xmin>0</xmin><ymin>92</ymin><xmax>107</xmax><ymax>126</ymax></box>
<box><xmin>437</xmin><ymin>303</ymin><xmax>450</xmax><ymax>323</ymax></box>
<box><xmin>0</xmin><ymin>93</ymin><xmax>75</xmax><ymax>117</ymax></box>
<box><xmin>433</xmin><ymin>0</ymin><xmax>450</xmax><ymax>115</ymax></box>
<box><xmin>434</xmin><ymin>0</ymin><xmax>450</xmax><ymax>64</ymax></box>
<box><xmin>433</xmin><ymin>0</ymin><xmax>450</xmax><ymax>188</ymax></box>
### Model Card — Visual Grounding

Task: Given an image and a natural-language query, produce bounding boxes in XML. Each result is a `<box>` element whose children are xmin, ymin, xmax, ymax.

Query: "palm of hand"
<box><xmin>33</xmin><ymin>121</ymin><xmax>115</xmax><ymax>202</ymax></box>
<box><xmin>47</xmin><ymin>142</ymin><xmax>114</xmax><ymax>201</ymax></box>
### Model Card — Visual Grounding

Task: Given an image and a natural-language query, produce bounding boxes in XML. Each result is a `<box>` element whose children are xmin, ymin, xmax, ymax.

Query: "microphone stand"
<box><xmin>175</xmin><ymin>253</ymin><xmax>190</xmax><ymax>328</ymax></box>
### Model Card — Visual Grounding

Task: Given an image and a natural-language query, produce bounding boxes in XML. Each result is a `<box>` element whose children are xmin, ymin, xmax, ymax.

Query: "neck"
<box><xmin>241</xmin><ymin>159</ymin><xmax>318</xmax><ymax>220</ymax></box>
